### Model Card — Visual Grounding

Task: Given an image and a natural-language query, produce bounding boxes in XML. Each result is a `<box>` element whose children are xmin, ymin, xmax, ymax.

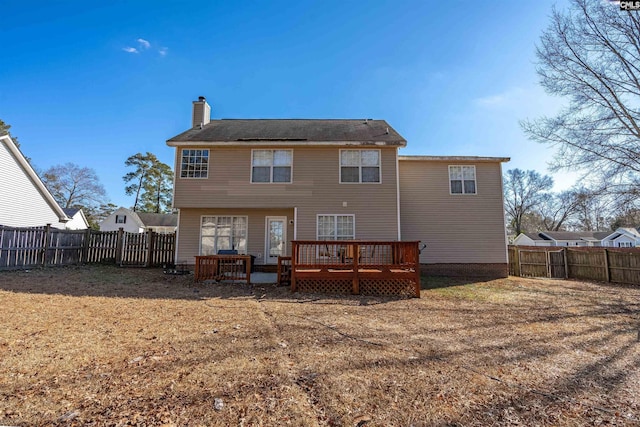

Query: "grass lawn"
<box><xmin>0</xmin><ymin>266</ymin><xmax>639</xmax><ymax>426</ymax></box>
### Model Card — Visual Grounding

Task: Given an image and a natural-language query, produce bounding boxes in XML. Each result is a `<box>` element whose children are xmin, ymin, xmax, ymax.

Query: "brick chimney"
<box><xmin>192</xmin><ymin>96</ymin><xmax>211</xmax><ymax>129</ymax></box>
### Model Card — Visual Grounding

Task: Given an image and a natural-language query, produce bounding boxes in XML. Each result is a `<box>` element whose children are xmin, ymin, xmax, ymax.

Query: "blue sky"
<box><xmin>1</xmin><ymin>0</ymin><xmax>576</xmax><ymax>208</ymax></box>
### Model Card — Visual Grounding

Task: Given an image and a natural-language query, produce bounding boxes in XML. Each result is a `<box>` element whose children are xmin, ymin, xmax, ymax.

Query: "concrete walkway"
<box><xmin>250</xmin><ymin>272</ymin><xmax>278</xmax><ymax>284</ymax></box>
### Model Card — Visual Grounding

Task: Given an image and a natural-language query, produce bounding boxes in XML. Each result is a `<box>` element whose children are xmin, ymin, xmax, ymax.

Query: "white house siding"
<box><xmin>513</xmin><ymin>235</ymin><xmax>536</xmax><ymax>246</ymax></box>
<box><xmin>0</xmin><ymin>140</ymin><xmax>65</xmax><ymax>228</ymax></box>
<box><xmin>99</xmin><ymin>208</ymin><xmax>144</xmax><ymax>233</ymax></box>
<box><xmin>65</xmin><ymin>213</ymin><xmax>89</xmax><ymax>230</ymax></box>
<box><xmin>611</xmin><ymin>235</ymin><xmax>636</xmax><ymax>247</ymax></box>
<box><xmin>399</xmin><ymin>159</ymin><xmax>508</xmax><ymax>264</ymax></box>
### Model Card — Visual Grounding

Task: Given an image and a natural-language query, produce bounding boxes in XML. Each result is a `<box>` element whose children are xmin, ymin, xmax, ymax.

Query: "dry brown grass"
<box><xmin>0</xmin><ymin>266</ymin><xmax>639</xmax><ymax>426</ymax></box>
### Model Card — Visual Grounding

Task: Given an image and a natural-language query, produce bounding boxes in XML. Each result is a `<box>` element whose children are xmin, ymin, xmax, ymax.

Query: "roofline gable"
<box><xmin>398</xmin><ymin>155</ymin><xmax>510</xmax><ymax>163</ymax></box>
<box><xmin>166</xmin><ymin>139</ymin><xmax>406</xmax><ymax>147</ymax></box>
<box><xmin>0</xmin><ymin>135</ymin><xmax>69</xmax><ymax>223</ymax></box>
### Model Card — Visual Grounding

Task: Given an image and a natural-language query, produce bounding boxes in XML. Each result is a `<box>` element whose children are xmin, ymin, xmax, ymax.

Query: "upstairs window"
<box><xmin>340</xmin><ymin>150</ymin><xmax>380</xmax><ymax>183</ymax></box>
<box><xmin>252</xmin><ymin>150</ymin><xmax>293</xmax><ymax>183</ymax></box>
<box><xmin>180</xmin><ymin>149</ymin><xmax>209</xmax><ymax>178</ymax></box>
<box><xmin>449</xmin><ymin>165</ymin><xmax>476</xmax><ymax>194</ymax></box>
<box><xmin>115</xmin><ymin>215</ymin><xmax>126</xmax><ymax>224</ymax></box>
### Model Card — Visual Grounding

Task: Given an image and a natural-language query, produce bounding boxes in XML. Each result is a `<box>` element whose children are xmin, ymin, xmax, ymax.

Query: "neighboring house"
<box><xmin>99</xmin><ymin>207</ymin><xmax>177</xmax><ymax>233</ymax></box>
<box><xmin>166</xmin><ymin>97</ymin><xmax>510</xmax><ymax>276</ymax></box>
<box><xmin>0</xmin><ymin>134</ymin><xmax>69</xmax><ymax>228</ymax></box>
<box><xmin>512</xmin><ymin>233</ymin><xmax>554</xmax><ymax>247</ymax></box>
<box><xmin>601</xmin><ymin>227</ymin><xmax>640</xmax><ymax>247</ymax></box>
<box><xmin>62</xmin><ymin>208</ymin><xmax>90</xmax><ymax>230</ymax></box>
<box><xmin>513</xmin><ymin>230</ymin><xmax>623</xmax><ymax>247</ymax></box>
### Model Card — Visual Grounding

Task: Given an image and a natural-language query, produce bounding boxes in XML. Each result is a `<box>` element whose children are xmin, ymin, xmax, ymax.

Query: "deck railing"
<box><xmin>194</xmin><ymin>255</ymin><xmax>252</xmax><ymax>283</ymax></box>
<box><xmin>291</xmin><ymin>241</ymin><xmax>421</xmax><ymax>297</ymax></box>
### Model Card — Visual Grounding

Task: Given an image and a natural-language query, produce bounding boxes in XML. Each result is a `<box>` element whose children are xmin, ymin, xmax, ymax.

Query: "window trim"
<box><xmin>115</xmin><ymin>214</ymin><xmax>126</xmax><ymax>224</ymax></box>
<box><xmin>180</xmin><ymin>148</ymin><xmax>210</xmax><ymax>179</ymax></box>
<box><xmin>199</xmin><ymin>215</ymin><xmax>249</xmax><ymax>255</ymax></box>
<box><xmin>250</xmin><ymin>149</ymin><xmax>293</xmax><ymax>184</ymax></box>
<box><xmin>316</xmin><ymin>214</ymin><xmax>356</xmax><ymax>240</ymax></box>
<box><xmin>339</xmin><ymin>149</ymin><xmax>382</xmax><ymax>184</ymax></box>
<box><xmin>448</xmin><ymin>165</ymin><xmax>477</xmax><ymax>195</ymax></box>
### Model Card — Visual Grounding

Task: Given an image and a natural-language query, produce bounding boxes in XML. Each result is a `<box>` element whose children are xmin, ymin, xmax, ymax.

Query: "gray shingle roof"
<box><xmin>167</xmin><ymin>119</ymin><xmax>406</xmax><ymax>146</ymax></box>
<box><xmin>136</xmin><ymin>213</ymin><xmax>178</xmax><ymax>227</ymax></box>
<box><xmin>62</xmin><ymin>208</ymin><xmax>80</xmax><ymax>217</ymax></box>
<box><xmin>542</xmin><ymin>231</ymin><xmax>610</xmax><ymax>241</ymax></box>
<box><xmin>523</xmin><ymin>233</ymin><xmax>549</xmax><ymax>241</ymax></box>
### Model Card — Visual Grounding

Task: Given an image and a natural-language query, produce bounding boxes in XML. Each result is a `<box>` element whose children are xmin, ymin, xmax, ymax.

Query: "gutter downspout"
<box><xmin>396</xmin><ymin>148</ymin><xmax>401</xmax><ymax>241</ymax></box>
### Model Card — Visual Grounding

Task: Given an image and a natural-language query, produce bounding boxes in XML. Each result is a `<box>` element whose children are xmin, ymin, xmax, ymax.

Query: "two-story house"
<box><xmin>167</xmin><ymin>97</ymin><xmax>509</xmax><ymax>277</ymax></box>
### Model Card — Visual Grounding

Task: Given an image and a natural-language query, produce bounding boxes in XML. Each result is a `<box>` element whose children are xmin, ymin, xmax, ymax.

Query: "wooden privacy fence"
<box><xmin>508</xmin><ymin>245</ymin><xmax>640</xmax><ymax>285</ymax></box>
<box><xmin>291</xmin><ymin>240</ymin><xmax>421</xmax><ymax>297</ymax></box>
<box><xmin>0</xmin><ymin>225</ymin><xmax>175</xmax><ymax>269</ymax></box>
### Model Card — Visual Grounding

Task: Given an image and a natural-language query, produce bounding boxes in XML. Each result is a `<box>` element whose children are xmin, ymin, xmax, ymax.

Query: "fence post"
<box><xmin>42</xmin><ymin>224</ymin><xmax>51</xmax><ymax>266</ymax></box>
<box><xmin>515</xmin><ymin>248</ymin><xmax>521</xmax><ymax>277</ymax></box>
<box><xmin>115</xmin><ymin>228</ymin><xmax>124</xmax><ymax>265</ymax></box>
<box><xmin>145</xmin><ymin>229</ymin><xmax>154</xmax><ymax>267</ymax></box>
<box><xmin>563</xmin><ymin>248</ymin><xmax>568</xmax><ymax>279</ymax></box>
<box><xmin>81</xmin><ymin>228</ymin><xmax>91</xmax><ymax>263</ymax></box>
<box><xmin>603</xmin><ymin>248</ymin><xmax>610</xmax><ymax>282</ymax></box>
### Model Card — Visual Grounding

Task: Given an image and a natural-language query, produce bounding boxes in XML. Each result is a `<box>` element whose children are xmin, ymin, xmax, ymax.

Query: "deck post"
<box><xmin>291</xmin><ymin>242</ymin><xmax>298</xmax><ymax>292</ymax></box>
<box><xmin>246</xmin><ymin>255</ymin><xmax>252</xmax><ymax>284</ymax></box>
<box><xmin>352</xmin><ymin>242</ymin><xmax>359</xmax><ymax>295</ymax></box>
<box><xmin>414</xmin><ymin>241</ymin><xmax>421</xmax><ymax>297</ymax></box>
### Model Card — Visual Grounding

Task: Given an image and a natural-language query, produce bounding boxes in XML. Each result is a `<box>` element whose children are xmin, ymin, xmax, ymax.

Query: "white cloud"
<box><xmin>473</xmin><ymin>87</ymin><xmax>525</xmax><ymax>108</ymax></box>
<box><xmin>137</xmin><ymin>38</ymin><xmax>151</xmax><ymax>49</ymax></box>
<box><xmin>158</xmin><ymin>47</ymin><xmax>168</xmax><ymax>56</ymax></box>
<box><xmin>122</xmin><ymin>47</ymin><xmax>138</xmax><ymax>54</ymax></box>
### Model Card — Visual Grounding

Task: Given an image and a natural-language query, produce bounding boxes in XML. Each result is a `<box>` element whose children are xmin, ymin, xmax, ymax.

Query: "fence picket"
<box><xmin>0</xmin><ymin>225</ymin><xmax>175</xmax><ymax>270</ymax></box>
<box><xmin>508</xmin><ymin>245</ymin><xmax>640</xmax><ymax>285</ymax></box>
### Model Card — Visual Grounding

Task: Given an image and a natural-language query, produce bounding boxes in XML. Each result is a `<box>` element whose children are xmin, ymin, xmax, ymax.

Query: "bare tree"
<box><xmin>570</xmin><ymin>188</ymin><xmax>615</xmax><ymax>231</ymax></box>
<box><xmin>537</xmin><ymin>190</ymin><xmax>582</xmax><ymax>231</ymax></box>
<box><xmin>521</xmin><ymin>0</ymin><xmax>640</xmax><ymax>197</ymax></box>
<box><xmin>503</xmin><ymin>169</ymin><xmax>554</xmax><ymax>235</ymax></box>
<box><xmin>41</xmin><ymin>163</ymin><xmax>108</xmax><ymax>210</ymax></box>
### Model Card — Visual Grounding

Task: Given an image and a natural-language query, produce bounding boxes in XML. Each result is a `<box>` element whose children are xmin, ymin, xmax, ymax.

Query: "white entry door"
<box><xmin>265</xmin><ymin>217</ymin><xmax>287</xmax><ymax>264</ymax></box>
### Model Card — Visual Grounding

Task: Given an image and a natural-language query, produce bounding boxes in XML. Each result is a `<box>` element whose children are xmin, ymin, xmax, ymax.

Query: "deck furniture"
<box><xmin>194</xmin><ymin>255</ymin><xmax>252</xmax><ymax>283</ymax></box>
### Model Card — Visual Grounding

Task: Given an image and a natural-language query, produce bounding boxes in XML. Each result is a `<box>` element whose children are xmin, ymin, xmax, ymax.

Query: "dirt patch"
<box><xmin>1</xmin><ymin>265</ymin><xmax>639</xmax><ymax>425</ymax></box>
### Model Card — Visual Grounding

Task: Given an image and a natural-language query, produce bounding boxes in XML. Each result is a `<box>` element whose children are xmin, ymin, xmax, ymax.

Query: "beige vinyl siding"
<box><xmin>0</xmin><ymin>140</ymin><xmax>64</xmax><ymax>228</ymax></box>
<box><xmin>399</xmin><ymin>160</ymin><xmax>507</xmax><ymax>264</ymax></box>
<box><xmin>176</xmin><ymin>208</ymin><xmax>294</xmax><ymax>264</ymax></box>
<box><xmin>173</xmin><ymin>146</ymin><xmax>399</xmax><ymax>255</ymax></box>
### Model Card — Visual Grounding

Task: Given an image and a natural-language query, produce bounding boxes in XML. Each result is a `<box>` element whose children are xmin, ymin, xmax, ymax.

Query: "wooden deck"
<box><xmin>290</xmin><ymin>241</ymin><xmax>421</xmax><ymax>297</ymax></box>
